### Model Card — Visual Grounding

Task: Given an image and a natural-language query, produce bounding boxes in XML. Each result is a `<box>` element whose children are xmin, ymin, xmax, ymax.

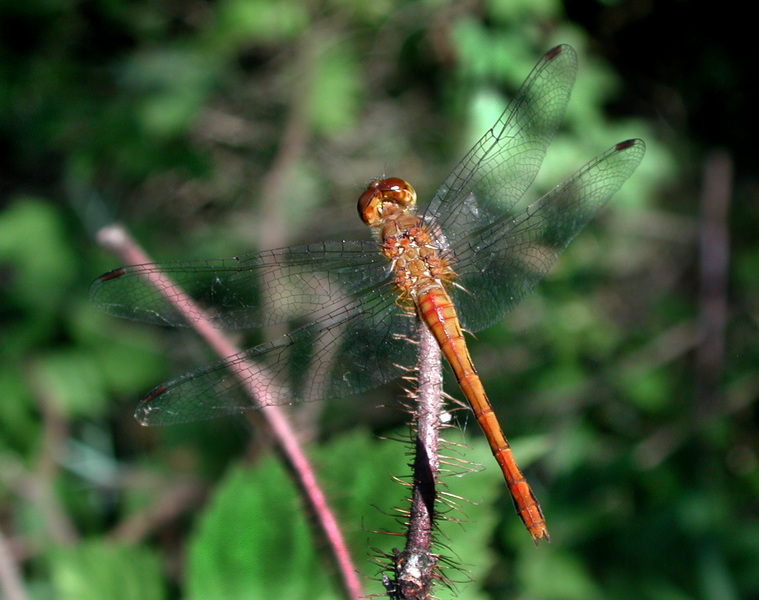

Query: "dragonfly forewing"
<box><xmin>450</xmin><ymin>138</ymin><xmax>646</xmax><ymax>334</ymax></box>
<box><xmin>423</xmin><ymin>44</ymin><xmax>579</xmax><ymax>250</ymax></box>
<box><xmin>90</xmin><ymin>240</ymin><xmax>391</xmax><ymax>329</ymax></box>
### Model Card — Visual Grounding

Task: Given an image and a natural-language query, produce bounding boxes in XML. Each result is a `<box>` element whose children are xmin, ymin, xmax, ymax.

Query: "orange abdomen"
<box><xmin>415</xmin><ymin>285</ymin><xmax>549</xmax><ymax>543</ymax></box>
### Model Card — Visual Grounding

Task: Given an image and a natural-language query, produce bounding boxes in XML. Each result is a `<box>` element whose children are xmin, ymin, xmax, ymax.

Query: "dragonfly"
<box><xmin>91</xmin><ymin>44</ymin><xmax>645</xmax><ymax>543</ymax></box>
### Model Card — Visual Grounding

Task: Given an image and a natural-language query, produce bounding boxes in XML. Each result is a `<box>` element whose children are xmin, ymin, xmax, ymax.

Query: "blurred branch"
<box><xmin>696</xmin><ymin>148</ymin><xmax>732</xmax><ymax>417</ymax></box>
<box><xmin>255</xmin><ymin>33</ymin><xmax>316</xmax><ymax>252</ymax></box>
<box><xmin>24</xmin><ymin>372</ymin><xmax>79</xmax><ymax>545</ymax></box>
<box><xmin>108</xmin><ymin>477</ymin><xmax>207</xmax><ymax>544</ymax></box>
<box><xmin>0</xmin><ymin>525</ymin><xmax>29</xmax><ymax>600</ymax></box>
<box><xmin>95</xmin><ymin>223</ymin><xmax>363</xmax><ymax>600</ymax></box>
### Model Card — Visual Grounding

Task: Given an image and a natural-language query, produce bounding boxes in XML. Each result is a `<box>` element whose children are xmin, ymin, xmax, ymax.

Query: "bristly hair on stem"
<box><xmin>381</xmin><ymin>323</ymin><xmax>446</xmax><ymax>600</ymax></box>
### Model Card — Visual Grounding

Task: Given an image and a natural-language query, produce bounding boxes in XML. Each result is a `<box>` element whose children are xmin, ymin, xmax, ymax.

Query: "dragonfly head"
<box><xmin>358</xmin><ymin>178</ymin><xmax>417</xmax><ymax>227</ymax></box>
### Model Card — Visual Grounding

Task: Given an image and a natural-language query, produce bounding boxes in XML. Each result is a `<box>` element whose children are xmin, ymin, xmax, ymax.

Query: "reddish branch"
<box><xmin>96</xmin><ymin>224</ymin><xmax>363</xmax><ymax>600</ymax></box>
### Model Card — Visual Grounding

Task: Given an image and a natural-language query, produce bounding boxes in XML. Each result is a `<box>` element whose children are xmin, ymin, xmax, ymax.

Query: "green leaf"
<box><xmin>0</xmin><ymin>364</ymin><xmax>38</xmax><ymax>449</ymax></box>
<box><xmin>50</xmin><ymin>541</ymin><xmax>165</xmax><ymax>600</ymax></box>
<box><xmin>515</xmin><ymin>548</ymin><xmax>603</xmax><ymax>600</ymax></box>
<box><xmin>210</xmin><ymin>0</ymin><xmax>309</xmax><ymax>50</ymax></box>
<box><xmin>308</xmin><ymin>43</ymin><xmax>362</xmax><ymax>135</ymax></box>
<box><xmin>32</xmin><ymin>349</ymin><xmax>109</xmax><ymax>419</ymax></box>
<box><xmin>186</xmin><ymin>458</ymin><xmax>339</xmax><ymax>600</ymax></box>
<box><xmin>0</xmin><ymin>197</ymin><xmax>77</xmax><ymax>315</ymax></box>
<box><xmin>311</xmin><ymin>428</ymin><xmax>409</xmax><ymax>550</ymax></box>
<box><xmin>80</xmin><ymin>306</ymin><xmax>168</xmax><ymax>399</ymax></box>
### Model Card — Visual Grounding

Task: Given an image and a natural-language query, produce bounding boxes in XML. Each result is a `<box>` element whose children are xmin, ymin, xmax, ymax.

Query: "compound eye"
<box><xmin>357</xmin><ymin>187</ymin><xmax>381</xmax><ymax>225</ymax></box>
<box><xmin>382</xmin><ymin>177</ymin><xmax>407</xmax><ymax>190</ymax></box>
<box><xmin>379</xmin><ymin>178</ymin><xmax>416</xmax><ymax>207</ymax></box>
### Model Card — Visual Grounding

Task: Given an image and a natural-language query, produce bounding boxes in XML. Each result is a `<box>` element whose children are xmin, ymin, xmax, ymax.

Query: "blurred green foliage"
<box><xmin>50</xmin><ymin>542</ymin><xmax>165</xmax><ymax>600</ymax></box>
<box><xmin>1</xmin><ymin>0</ymin><xmax>757</xmax><ymax>599</ymax></box>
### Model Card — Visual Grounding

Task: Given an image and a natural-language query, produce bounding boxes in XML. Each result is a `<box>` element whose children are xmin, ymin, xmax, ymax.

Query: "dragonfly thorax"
<box><xmin>358</xmin><ymin>177</ymin><xmax>417</xmax><ymax>228</ymax></box>
<box><xmin>378</xmin><ymin>214</ymin><xmax>456</xmax><ymax>306</ymax></box>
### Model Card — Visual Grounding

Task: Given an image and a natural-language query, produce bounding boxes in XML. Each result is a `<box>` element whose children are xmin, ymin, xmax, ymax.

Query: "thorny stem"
<box><xmin>95</xmin><ymin>223</ymin><xmax>363</xmax><ymax>600</ymax></box>
<box><xmin>390</xmin><ymin>323</ymin><xmax>444</xmax><ymax>600</ymax></box>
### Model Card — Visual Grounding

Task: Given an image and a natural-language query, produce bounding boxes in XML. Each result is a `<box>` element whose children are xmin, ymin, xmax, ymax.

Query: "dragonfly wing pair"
<box><xmin>91</xmin><ymin>241</ymin><xmax>421</xmax><ymax>424</ymax></box>
<box><xmin>91</xmin><ymin>44</ymin><xmax>644</xmax><ymax>434</ymax></box>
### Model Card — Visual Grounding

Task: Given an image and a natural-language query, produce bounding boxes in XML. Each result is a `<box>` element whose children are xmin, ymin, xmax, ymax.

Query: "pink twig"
<box><xmin>95</xmin><ymin>223</ymin><xmax>363</xmax><ymax>600</ymax></box>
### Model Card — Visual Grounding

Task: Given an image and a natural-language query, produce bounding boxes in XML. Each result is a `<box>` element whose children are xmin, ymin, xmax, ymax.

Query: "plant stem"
<box><xmin>95</xmin><ymin>223</ymin><xmax>363</xmax><ymax>600</ymax></box>
<box><xmin>391</xmin><ymin>323</ymin><xmax>443</xmax><ymax>599</ymax></box>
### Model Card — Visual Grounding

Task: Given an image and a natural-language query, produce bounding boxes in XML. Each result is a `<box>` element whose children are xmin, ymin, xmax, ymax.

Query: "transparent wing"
<box><xmin>449</xmin><ymin>139</ymin><xmax>646</xmax><ymax>333</ymax></box>
<box><xmin>134</xmin><ymin>285</ymin><xmax>420</xmax><ymax>425</ymax></box>
<box><xmin>91</xmin><ymin>44</ymin><xmax>643</xmax><ymax>428</ymax></box>
<box><xmin>423</xmin><ymin>44</ymin><xmax>578</xmax><ymax>249</ymax></box>
<box><xmin>89</xmin><ymin>240</ymin><xmax>390</xmax><ymax>329</ymax></box>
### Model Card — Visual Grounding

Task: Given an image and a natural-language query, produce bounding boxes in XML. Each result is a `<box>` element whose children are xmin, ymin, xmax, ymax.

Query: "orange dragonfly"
<box><xmin>91</xmin><ymin>45</ymin><xmax>645</xmax><ymax>543</ymax></box>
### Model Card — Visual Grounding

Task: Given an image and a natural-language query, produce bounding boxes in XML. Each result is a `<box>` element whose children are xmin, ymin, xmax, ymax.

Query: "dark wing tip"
<box><xmin>97</xmin><ymin>267</ymin><xmax>127</xmax><ymax>282</ymax></box>
<box><xmin>141</xmin><ymin>384</ymin><xmax>168</xmax><ymax>403</ymax></box>
<box><xmin>134</xmin><ymin>385</ymin><xmax>169</xmax><ymax>426</ymax></box>
<box><xmin>90</xmin><ymin>267</ymin><xmax>127</xmax><ymax>302</ymax></box>
<box><xmin>615</xmin><ymin>138</ymin><xmax>645</xmax><ymax>152</ymax></box>
<box><xmin>544</xmin><ymin>44</ymin><xmax>570</xmax><ymax>61</ymax></box>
